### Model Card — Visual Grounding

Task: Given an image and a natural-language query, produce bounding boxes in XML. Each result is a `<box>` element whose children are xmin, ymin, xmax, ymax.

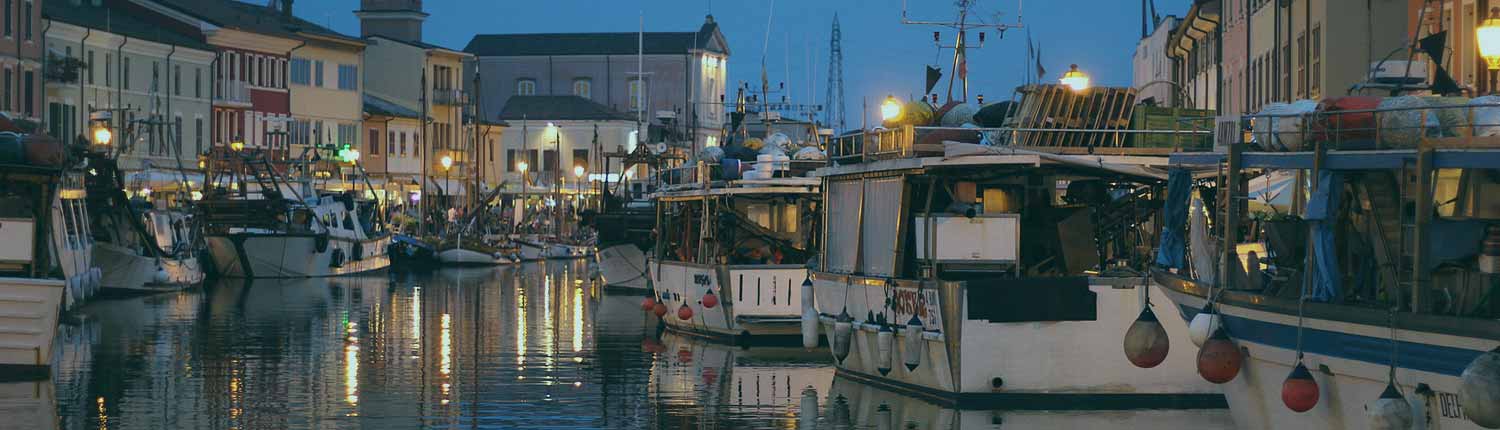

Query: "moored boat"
<box><xmin>0</xmin><ymin>132</ymin><xmax>95</xmax><ymax>379</ymax></box>
<box><xmin>84</xmin><ymin>154</ymin><xmax>204</xmax><ymax>294</ymax></box>
<box><xmin>646</xmin><ymin>157</ymin><xmax>821</xmax><ymax>343</ymax></box>
<box><xmin>808</xmin><ymin>120</ymin><xmax>1221</xmax><ymax>408</ymax></box>
<box><xmin>1152</xmin><ymin>103</ymin><xmax>1500</xmax><ymax>429</ymax></box>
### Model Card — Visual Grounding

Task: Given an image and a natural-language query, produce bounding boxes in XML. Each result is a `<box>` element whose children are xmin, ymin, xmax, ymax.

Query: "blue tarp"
<box><xmin>1154</xmin><ymin>168</ymin><xmax>1190</xmax><ymax>270</ymax></box>
<box><xmin>1307</xmin><ymin>170</ymin><xmax>1342</xmax><ymax>303</ymax></box>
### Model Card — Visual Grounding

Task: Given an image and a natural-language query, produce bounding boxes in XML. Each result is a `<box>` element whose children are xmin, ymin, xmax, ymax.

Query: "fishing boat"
<box><xmin>1152</xmin><ymin>100</ymin><xmax>1500</xmax><ymax>430</ymax></box>
<box><xmin>84</xmin><ymin>155</ymin><xmax>204</xmax><ymax>293</ymax></box>
<box><xmin>198</xmin><ymin>148</ymin><xmax>391</xmax><ymax>278</ymax></box>
<box><xmin>644</xmin><ymin>154</ymin><xmax>821</xmax><ymax>343</ymax></box>
<box><xmin>590</xmin><ymin>147</ymin><xmax>674</xmax><ymax>292</ymax></box>
<box><xmin>0</xmin><ymin>132</ymin><xmax>97</xmax><ymax>379</ymax></box>
<box><xmin>806</xmin><ymin>117</ymin><xmax>1223</xmax><ymax>407</ymax></box>
<box><xmin>516</xmin><ymin>235</ymin><xmax>594</xmax><ymax>260</ymax></box>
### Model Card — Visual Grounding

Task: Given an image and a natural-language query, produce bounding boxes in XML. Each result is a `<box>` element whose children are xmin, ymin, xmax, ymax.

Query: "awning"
<box><xmin>125</xmin><ymin>170</ymin><xmax>205</xmax><ymax>191</ymax></box>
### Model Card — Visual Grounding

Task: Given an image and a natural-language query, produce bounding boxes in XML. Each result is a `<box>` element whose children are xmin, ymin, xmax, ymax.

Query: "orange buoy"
<box><xmin>701</xmin><ymin>290</ymin><xmax>719</xmax><ymax>309</ymax></box>
<box><xmin>677</xmin><ymin>303</ymin><xmax>694</xmax><ymax>320</ymax></box>
<box><xmin>652</xmin><ymin>302</ymin><xmax>668</xmax><ymax>318</ymax></box>
<box><xmin>1282</xmin><ymin>361</ymin><xmax>1321</xmax><ymax>412</ymax></box>
<box><xmin>641</xmin><ymin>297</ymin><xmax>656</xmax><ymax>311</ymax></box>
<box><xmin>1197</xmin><ymin>328</ymin><xmax>1242</xmax><ymax>384</ymax></box>
<box><xmin>1123</xmin><ymin>306</ymin><xmax>1171</xmax><ymax>368</ymax></box>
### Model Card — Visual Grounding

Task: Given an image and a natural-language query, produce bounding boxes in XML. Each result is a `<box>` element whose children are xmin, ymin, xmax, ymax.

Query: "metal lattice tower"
<box><xmin>824</xmin><ymin>14</ymin><xmax>846</xmax><ymax>132</ymax></box>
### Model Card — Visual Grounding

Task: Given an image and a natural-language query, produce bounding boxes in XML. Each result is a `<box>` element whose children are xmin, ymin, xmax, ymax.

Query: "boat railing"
<box><xmin>1238</xmin><ymin>101</ymin><xmax>1500</xmax><ymax>151</ymax></box>
<box><xmin>657</xmin><ymin>159</ymin><xmax>823</xmax><ymax>189</ymax></box>
<box><xmin>827</xmin><ymin>119</ymin><xmax>1217</xmax><ymax>164</ymax></box>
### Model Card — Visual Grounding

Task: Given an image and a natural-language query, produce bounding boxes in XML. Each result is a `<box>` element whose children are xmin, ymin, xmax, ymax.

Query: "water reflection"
<box><xmin>39</xmin><ymin>262</ymin><xmax>1233</xmax><ymax>429</ymax></box>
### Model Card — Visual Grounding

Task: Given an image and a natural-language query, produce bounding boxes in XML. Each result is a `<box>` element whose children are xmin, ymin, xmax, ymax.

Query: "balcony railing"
<box><xmin>217</xmin><ymin>80</ymin><xmax>250</xmax><ymax>105</ymax></box>
<box><xmin>432</xmin><ymin>88</ymin><xmax>468</xmax><ymax>106</ymax></box>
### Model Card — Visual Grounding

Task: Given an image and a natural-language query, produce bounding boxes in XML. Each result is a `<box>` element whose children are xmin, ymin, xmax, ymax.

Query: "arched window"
<box><xmin>572</xmin><ymin>78</ymin><xmax>592</xmax><ymax>99</ymax></box>
<box><xmin>516</xmin><ymin>79</ymin><xmax>536</xmax><ymax>96</ymax></box>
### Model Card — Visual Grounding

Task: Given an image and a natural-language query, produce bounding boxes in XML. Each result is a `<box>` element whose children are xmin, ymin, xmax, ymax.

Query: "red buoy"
<box><xmin>701</xmin><ymin>290</ymin><xmax>719</xmax><ymax>309</ymax></box>
<box><xmin>677</xmin><ymin>303</ymin><xmax>694</xmax><ymax>320</ymax></box>
<box><xmin>1123</xmin><ymin>306</ymin><xmax>1171</xmax><ymax>368</ymax></box>
<box><xmin>1197</xmin><ymin>328</ymin><xmax>1242</xmax><ymax>384</ymax></box>
<box><xmin>641</xmin><ymin>297</ymin><xmax>656</xmax><ymax>311</ymax></box>
<box><xmin>652</xmin><ymin>302</ymin><xmax>668</xmax><ymax>318</ymax></box>
<box><xmin>1282</xmin><ymin>361</ymin><xmax>1321</xmax><ymax>412</ymax></box>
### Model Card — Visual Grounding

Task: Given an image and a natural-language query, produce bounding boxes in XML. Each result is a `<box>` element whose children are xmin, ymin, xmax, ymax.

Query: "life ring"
<box><xmin>315</xmin><ymin>234</ymin><xmax>330</xmax><ymax>253</ymax></box>
<box><xmin>330</xmin><ymin>248</ymin><xmax>345</xmax><ymax>268</ymax></box>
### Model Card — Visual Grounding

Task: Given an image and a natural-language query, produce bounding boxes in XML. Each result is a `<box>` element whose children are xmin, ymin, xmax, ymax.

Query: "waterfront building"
<box><xmin>0</xmin><ymin>0</ymin><xmax>41</xmax><ymax>125</ymax></box>
<box><xmin>495</xmin><ymin>95</ymin><xmax>636</xmax><ymax>197</ymax></box>
<box><xmin>42</xmin><ymin>0</ymin><xmax>214</xmax><ymax>194</ymax></box>
<box><xmin>1133</xmin><ymin>15</ymin><xmax>1180</xmax><ymax>106</ymax></box>
<box><xmin>464</xmin><ymin>15</ymin><xmax>728</xmax><ymax>156</ymax></box>
<box><xmin>1166</xmin><ymin>0</ymin><xmax>1408</xmax><ymax>116</ymax></box>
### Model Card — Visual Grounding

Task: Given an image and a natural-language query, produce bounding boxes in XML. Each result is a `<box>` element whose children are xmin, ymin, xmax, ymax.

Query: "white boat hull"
<box><xmin>811</xmin><ymin>273</ymin><xmax>1219</xmax><ymax>405</ymax></box>
<box><xmin>0</xmin><ymin>277</ymin><xmax>63</xmax><ymax>377</ymax></box>
<box><xmin>205</xmin><ymin>234</ymin><xmax>391</xmax><ymax>278</ymax></box>
<box><xmin>597</xmin><ymin>244</ymin><xmax>648</xmax><ymax>291</ymax></box>
<box><xmin>518</xmin><ymin>241</ymin><xmax>593</xmax><ymax>260</ymax></box>
<box><xmin>436</xmin><ymin>247</ymin><xmax>516</xmax><ymax>265</ymax></box>
<box><xmin>0</xmin><ymin>381</ymin><xmax>56</xmax><ymax>428</ymax></box>
<box><xmin>92</xmin><ymin>242</ymin><xmax>204</xmax><ymax>293</ymax></box>
<box><xmin>1156</xmin><ymin>273</ymin><xmax>1498</xmax><ymax>430</ymax></box>
<box><xmin>650</xmin><ymin>261</ymin><xmax>807</xmax><ymax>340</ymax></box>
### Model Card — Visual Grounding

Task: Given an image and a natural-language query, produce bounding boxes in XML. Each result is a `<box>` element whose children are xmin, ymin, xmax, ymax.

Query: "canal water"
<box><xmin>12</xmin><ymin>261</ymin><xmax>1236</xmax><ymax>429</ymax></box>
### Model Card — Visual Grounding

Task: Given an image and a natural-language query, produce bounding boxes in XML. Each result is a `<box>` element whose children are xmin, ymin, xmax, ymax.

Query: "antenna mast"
<box><xmin>901</xmin><ymin>0</ymin><xmax>1024</xmax><ymax>103</ymax></box>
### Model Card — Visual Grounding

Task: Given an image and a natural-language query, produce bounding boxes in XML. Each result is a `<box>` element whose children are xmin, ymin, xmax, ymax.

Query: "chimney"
<box><xmin>280</xmin><ymin>0</ymin><xmax>293</xmax><ymax>19</ymax></box>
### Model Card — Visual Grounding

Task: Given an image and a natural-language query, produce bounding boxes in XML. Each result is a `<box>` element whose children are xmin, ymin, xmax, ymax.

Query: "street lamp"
<box><xmin>880</xmin><ymin>95</ymin><xmax>903</xmax><ymax>122</ymax></box>
<box><xmin>573</xmin><ymin>165</ymin><xmax>585</xmax><ymax>180</ymax></box>
<box><xmin>1479</xmin><ymin>8</ymin><xmax>1500</xmax><ymax>92</ymax></box>
<box><xmin>440</xmin><ymin>154</ymin><xmax>453</xmax><ymax>198</ymax></box>
<box><xmin>1060</xmin><ymin>64</ymin><xmax>1091</xmax><ymax>92</ymax></box>
<box><xmin>92</xmin><ymin>125</ymin><xmax>112</xmax><ymax>146</ymax></box>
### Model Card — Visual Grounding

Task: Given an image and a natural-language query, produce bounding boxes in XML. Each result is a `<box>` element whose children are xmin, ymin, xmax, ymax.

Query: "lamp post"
<box><xmin>440</xmin><ymin>154</ymin><xmax>453</xmax><ymax>201</ymax></box>
<box><xmin>1479</xmin><ymin>8</ymin><xmax>1500</xmax><ymax>93</ymax></box>
<box><xmin>1060</xmin><ymin>64</ymin><xmax>1091</xmax><ymax>92</ymax></box>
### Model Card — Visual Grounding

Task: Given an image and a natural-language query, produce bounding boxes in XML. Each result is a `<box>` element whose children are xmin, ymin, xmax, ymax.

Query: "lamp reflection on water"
<box><xmin>411</xmin><ymin>287</ymin><xmax>422</xmax><ymax>357</ymax></box>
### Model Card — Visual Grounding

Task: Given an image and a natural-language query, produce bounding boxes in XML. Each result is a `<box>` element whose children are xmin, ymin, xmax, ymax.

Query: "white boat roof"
<box><xmin>651</xmin><ymin>176</ymin><xmax>819</xmax><ymax>199</ymax></box>
<box><xmin>815</xmin><ymin>143</ymin><xmax>1172</xmax><ymax>180</ymax></box>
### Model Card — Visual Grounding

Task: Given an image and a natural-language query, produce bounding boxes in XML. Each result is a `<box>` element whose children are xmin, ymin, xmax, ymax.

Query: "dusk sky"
<box><xmin>294</xmin><ymin>0</ymin><xmax>1188</xmax><ymax>126</ymax></box>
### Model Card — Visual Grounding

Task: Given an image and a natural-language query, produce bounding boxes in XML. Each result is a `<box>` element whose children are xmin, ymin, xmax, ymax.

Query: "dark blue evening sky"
<box><xmin>293</xmin><ymin>0</ymin><xmax>1189</xmax><ymax>126</ymax></box>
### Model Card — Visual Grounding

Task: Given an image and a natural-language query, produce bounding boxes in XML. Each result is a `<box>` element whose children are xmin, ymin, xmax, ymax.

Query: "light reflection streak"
<box><xmin>345</xmin><ymin>331</ymin><xmax>360</xmax><ymax>406</ymax></box>
<box><xmin>440</xmin><ymin>314</ymin><xmax>452</xmax><ymax>376</ymax></box>
<box><xmin>544</xmin><ymin>272</ymin><xmax>554</xmax><ymax>369</ymax></box>
<box><xmin>411</xmin><ymin>287</ymin><xmax>422</xmax><ymax>355</ymax></box>
<box><xmin>517</xmin><ymin>282</ymin><xmax>527</xmax><ymax>369</ymax></box>
<box><xmin>572</xmin><ymin>286</ymin><xmax>583</xmax><ymax>353</ymax></box>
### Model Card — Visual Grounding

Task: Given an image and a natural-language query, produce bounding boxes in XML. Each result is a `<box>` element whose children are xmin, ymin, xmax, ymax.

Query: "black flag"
<box><xmin>925</xmin><ymin>66</ymin><xmax>943</xmax><ymax>95</ymax></box>
<box><xmin>1419</xmin><ymin>31</ymin><xmax>1461</xmax><ymax>95</ymax></box>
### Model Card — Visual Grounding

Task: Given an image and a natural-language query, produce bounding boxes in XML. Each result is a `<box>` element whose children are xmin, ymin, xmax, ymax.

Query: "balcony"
<box><xmin>216</xmin><ymin>80</ymin><xmax>250</xmax><ymax>106</ymax></box>
<box><xmin>432</xmin><ymin>88</ymin><xmax>468</xmax><ymax>106</ymax></box>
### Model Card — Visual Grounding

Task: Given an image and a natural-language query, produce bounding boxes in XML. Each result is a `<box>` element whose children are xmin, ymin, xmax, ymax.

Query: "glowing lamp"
<box><xmin>190</xmin><ymin>191</ymin><xmax>204</xmax><ymax>201</ymax></box>
<box><xmin>440</xmin><ymin>155</ymin><xmax>453</xmax><ymax>170</ymax></box>
<box><xmin>139</xmin><ymin>187</ymin><xmax>152</xmax><ymax>197</ymax></box>
<box><xmin>573</xmin><ymin>165</ymin><xmax>585</xmax><ymax>178</ymax></box>
<box><xmin>1060</xmin><ymin>64</ymin><xmax>1091</xmax><ymax>92</ymax></box>
<box><xmin>880</xmin><ymin>95</ymin><xmax>902</xmax><ymax>122</ymax></box>
<box><xmin>1480</xmin><ymin>8</ymin><xmax>1500</xmax><ymax>70</ymax></box>
<box><xmin>92</xmin><ymin>126</ymin><xmax>112</xmax><ymax>146</ymax></box>
<box><xmin>230</xmin><ymin>141</ymin><xmax>245</xmax><ymax>152</ymax></box>
<box><xmin>517</xmin><ymin>161</ymin><xmax>529</xmax><ymax>173</ymax></box>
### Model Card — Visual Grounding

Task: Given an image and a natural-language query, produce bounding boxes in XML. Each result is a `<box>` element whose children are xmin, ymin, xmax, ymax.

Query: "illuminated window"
<box><xmin>517</xmin><ymin>79</ymin><xmax>536</xmax><ymax>96</ymax></box>
<box><xmin>572</xmin><ymin>78</ymin><xmax>591</xmax><ymax>99</ymax></box>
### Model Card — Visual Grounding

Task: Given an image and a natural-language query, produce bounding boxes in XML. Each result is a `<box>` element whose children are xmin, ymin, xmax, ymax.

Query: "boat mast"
<box><xmin>900</xmin><ymin>0</ymin><xmax>1024</xmax><ymax>104</ymax></box>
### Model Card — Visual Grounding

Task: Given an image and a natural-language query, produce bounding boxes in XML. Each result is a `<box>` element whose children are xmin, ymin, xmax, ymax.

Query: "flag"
<box><xmin>1035</xmin><ymin>45</ymin><xmax>1046</xmax><ymax>81</ymax></box>
<box><xmin>925</xmin><ymin>66</ymin><xmax>943</xmax><ymax>95</ymax></box>
<box><xmin>957</xmin><ymin>47</ymin><xmax>968</xmax><ymax>82</ymax></box>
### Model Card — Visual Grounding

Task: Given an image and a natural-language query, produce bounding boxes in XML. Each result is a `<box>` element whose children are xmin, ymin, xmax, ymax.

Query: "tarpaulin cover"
<box><xmin>1154</xmin><ymin>168</ymin><xmax>1190</xmax><ymax>270</ymax></box>
<box><xmin>1308</xmin><ymin>170</ymin><xmax>1342</xmax><ymax>303</ymax></box>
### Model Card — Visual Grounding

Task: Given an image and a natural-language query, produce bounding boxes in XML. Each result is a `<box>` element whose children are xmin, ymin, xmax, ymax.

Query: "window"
<box><xmin>337</xmin><ymin>64</ymin><xmax>357</xmax><ymax>91</ymax></box>
<box><xmin>289</xmin><ymin>57</ymin><xmax>310</xmax><ymax>85</ymax></box>
<box><xmin>527</xmin><ymin>150</ymin><xmax>539</xmax><ymax>172</ymax></box>
<box><xmin>314</xmin><ymin>60</ymin><xmax>324</xmax><ymax>87</ymax></box>
<box><xmin>22</xmin><ymin>1</ymin><xmax>30</xmax><ymax>41</ymax></box>
<box><xmin>507</xmin><ymin>149</ymin><xmax>517</xmax><ymax>172</ymax></box>
<box><xmin>399</xmin><ymin>131</ymin><xmax>407</xmax><ymax>155</ymax></box>
<box><xmin>123</xmin><ymin>57</ymin><xmax>131</xmax><ymax>90</ymax></box>
<box><xmin>4</xmin><ymin>0</ymin><xmax>11</xmax><ymax>38</ymax></box>
<box><xmin>338</xmin><ymin>123</ymin><xmax>357</xmax><ymax>148</ymax></box>
<box><xmin>489</xmin><ymin>139</ymin><xmax>496</xmax><ymax>162</ymax></box>
<box><xmin>195</xmin><ymin>68</ymin><xmax>201</xmax><ymax>98</ymax></box>
<box><xmin>87</xmin><ymin>51</ymin><xmax>94</xmax><ymax>85</ymax></box>
<box><xmin>1282</xmin><ymin>42</ymin><xmax>1291</xmax><ymax>100</ymax></box>
<box><xmin>388</xmin><ymin>131</ymin><xmax>395</xmax><ymax>154</ymax></box>
<box><xmin>516</xmin><ymin>79</ymin><xmax>536</xmax><ymax>96</ymax></box>
<box><xmin>105</xmin><ymin>54</ymin><xmax>112</xmax><ymax>87</ymax></box>
<box><xmin>21</xmin><ymin>70</ymin><xmax>30</xmax><ymax>116</ymax></box>
<box><xmin>195</xmin><ymin>117</ymin><xmax>203</xmax><ymax>154</ymax></box>
<box><xmin>174</xmin><ymin>116</ymin><xmax>183</xmax><ymax>153</ymax></box>
<box><xmin>1311</xmin><ymin>26</ymin><xmax>1321</xmax><ymax>97</ymax></box>
<box><xmin>543</xmin><ymin>150</ymin><xmax>558</xmax><ymax>172</ymax></box>
<box><xmin>572</xmin><ymin>78</ymin><xmax>591</xmax><ymax>99</ymax></box>
<box><xmin>368</xmin><ymin>128</ymin><xmax>380</xmax><ymax>155</ymax></box>
<box><xmin>1296</xmin><ymin>32</ymin><xmax>1306</xmax><ymax>98</ymax></box>
<box><xmin>173</xmin><ymin>65</ymin><xmax>182</xmax><ymax>95</ymax></box>
<box><xmin>151</xmin><ymin>61</ymin><xmax>159</xmax><ymax>91</ymax></box>
<box><xmin>628</xmin><ymin>79</ymin><xmax>645</xmax><ymax>111</ymax></box>
<box><xmin>4</xmin><ymin>68</ymin><xmax>10</xmax><ymax>111</ymax></box>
